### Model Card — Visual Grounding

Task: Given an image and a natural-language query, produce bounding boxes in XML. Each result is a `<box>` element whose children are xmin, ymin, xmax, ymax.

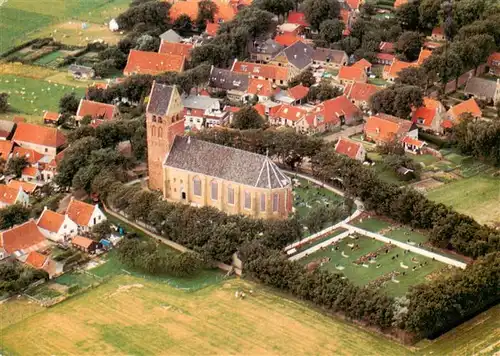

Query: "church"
<box><xmin>146</xmin><ymin>81</ymin><xmax>293</xmax><ymax>219</ymax></box>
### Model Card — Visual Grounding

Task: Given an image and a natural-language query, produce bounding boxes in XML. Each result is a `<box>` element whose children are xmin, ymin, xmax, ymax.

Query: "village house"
<box><xmin>382</xmin><ymin>60</ymin><xmax>415</xmax><ymax>82</ymax></box>
<box><xmin>429</xmin><ymin>26</ymin><xmax>446</xmax><ymax>42</ymax></box>
<box><xmin>312</xmin><ymin>48</ymin><xmax>348</xmax><ymax>69</ymax></box>
<box><xmin>65</xmin><ymin>198</ymin><xmax>106</xmax><ymax>233</ymax></box>
<box><xmin>344</xmin><ymin>82</ymin><xmax>380</xmax><ymax>110</ymax></box>
<box><xmin>7</xmin><ymin>180</ymin><xmax>38</xmax><ymax>195</ymax></box>
<box><xmin>208</xmin><ymin>67</ymin><xmax>250</xmax><ymax>101</ymax></box>
<box><xmin>277</xmin><ymin>22</ymin><xmax>303</xmax><ymax>36</ymax></box>
<box><xmin>411</xmin><ymin>97</ymin><xmax>446</xmax><ymax>134</ymax></box>
<box><xmin>335</xmin><ymin>137</ymin><xmax>366</xmax><ymax>161</ymax></box>
<box><xmin>0</xmin><ymin>220</ymin><xmax>48</xmax><ymax>258</ymax></box>
<box><xmin>159</xmin><ymin>29</ymin><xmax>183</xmax><ymax>43</ymax></box>
<box><xmin>71</xmin><ymin>235</ymin><xmax>98</xmax><ymax>254</ymax></box>
<box><xmin>337</xmin><ymin>65</ymin><xmax>368</xmax><ymax>85</ymax></box>
<box><xmin>351</xmin><ymin>58</ymin><xmax>372</xmax><ymax>74</ymax></box>
<box><xmin>43</xmin><ymin>111</ymin><xmax>61</xmax><ymax>125</ymax></box>
<box><xmin>269</xmin><ymin>41</ymin><xmax>314</xmax><ymax>80</ymax></box>
<box><xmin>417</xmin><ymin>48</ymin><xmax>432</xmax><ymax>65</ymax></box>
<box><xmin>447</xmin><ymin>98</ymin><xmax>482</xmax><ymax>122</ymax></box>
<box><xmin>269</xmin><ymin>104</ymin><xmax>308</xmax><ymax>127</ymax></box>
<box><xmin>0</xmin><ymin>140</ymin><xmax>13</xmax><ymax>161</ymax></box>
<box><xmin>375</xmin><ymin>53</ymin><xmax>395</xmax><ymax>66</ymax></box>
<box><xmin>244</xmin><ymin>78</ymin><xmax>276</xmax><ymax>102</ymax></box>
<box><xmin>123</xmin><ymin>50</ymin><xmax>185</xmax><ymax>76</ymax></box>
<box><xmin>158</xmin><ymin>41</ymin><xmax>193</xmax><ymax>59</ymax></box>
<box><xmin>231</xmin><ymin>60</ymin><xmax>289</xmax><ymax>86</ymax></box>
<box><xmin>68</xmin><ymin>64</ymin><xmax>95</xmax><ymax>80</ymax></box>
<box><xmin>75</xmin><ymin>99</ymin><xmax>118</xmax><ymax>123</ymax></box>
<box><xmin>464</xmin><ymin>77</ymin><xmax>500</xmax><ymax>105</ymax></box>
<box><xmin>0</xmin><ymin>120</ymin><xmax>15</xmax><ymax>140</ymax></box>
<box><xmin>379</xmin><ymin>42</ymin><xmax>395</xmax><ymax>54</ymax></box>
<box><xmin>12</xmin><ymin>122</ymin><xmax>66</xmax><ymax>158</ymax></box>
<box><xmin>0</xmin><ymin>185</ymin><xmax>29</xmax><ymax>208</ymax></box>
<box><xmin>274</xmin><ymin>34</ymin><xmax>306</xmax><ymax>47</ymax></box>
<box><xmin>487</xmin><ymin>52</ymin><xmax>500</xmax><ymax>76</ymax></box>
<box><xmin>36</xmin><ymin>207</ymin><xmax>79</xmax><ymax>243</ymax></box>
<box><xmin>249</xmin><ymin>39</ymin><xmax>283</xmax><ymax>63</ymax></box>
<box><xmin>274</xmin><ymin>84</ymin><xmax>310</xmax><ymax>105</ymax></box>
<box><xmin>182</xmin><ymin>95</ymin><xmax>228</xmax><ymax>131</ymax></box>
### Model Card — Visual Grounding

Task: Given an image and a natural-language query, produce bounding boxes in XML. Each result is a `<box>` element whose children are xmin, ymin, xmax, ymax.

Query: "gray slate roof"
<box><xmin>282</xmin><ymin>41</ymin><xmax>314</xmax><ymax>70</ymax></box>
<box><xmin>209</xmin><ymin>67</ymin><xmax>250</xmax><ymax>91</ymax></box>
<box><xmin>312</xmin><ymin>48</ymin><xmax>347</xmax><ymax>64</ymax></box>
<box><xmin>182</xmin><ymin>95</ymin><xmax>220</xmax><ymax>110</ymax></box>
<box><xmin>159</xmin><ymin>29</ymin><xmax>182</xmax><ymax>43</ymax></box>
<box><xmin>0</xmin><ymin>120</ymin><xmax>15</xmax><ymax>139</ymax></box>
<box><xmin>464</xmin><ymin>77</ymin><xmax>497</xmax><ymax>100</ymax></box>
<box><xmin>250</xmin><ymin>39</ymin><xmax>283</xmax><ymax>56</ymax></box>
<box><xmin>164</xmin><ymin>136</ymin><xmax>291</xmax><ymax>189</ymax></box>
<box><xmin>68</xmin><ymin>64</ymin><xmax>94</xmax><ymax>75</ymax></box>
<box><xmin>147</xmin><ymin>82</ymin><xmax>174</xmax><ymax>116</ymax></box>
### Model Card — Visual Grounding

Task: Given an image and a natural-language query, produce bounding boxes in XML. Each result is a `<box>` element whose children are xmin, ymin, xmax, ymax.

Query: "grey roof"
<box><xmin>164</xmin><ymin>136</ymin><xmax>291</xmax><ymax>189</ymax></box>
<box><xmin>209</xmin><ymin>67</ymin><xmax>250</xmax><ymax>91</ymax></box>
<box><xmin>0</xmin><ymin>120</ymin><xmax>15</xmax><ymax>139</ymax></box>
<box><xmin>147</xmin><ymin>82</ymin><xmax>174</xmax><ymax>116</ymax></box>
<box><xmin>282</xmin><ymin>41</ymin><xmax>314</xmax><ymax>70</ymax></box>
<box><xmin>159</xmin><ymin>29</ymin><xmax>182</xmax><ymax>43</ymax></box>
<box><xmin>312</xmin><ymin>48</ymin><xmax>347</xmax><ymax>64</ymax></box>
<box><xmin>464</xmin><ymin>77</ymin><xmax>498</xmax><ymax>100</ymax></box>
<box><xmin>68</xmin><ymin>64</ymin><xmax>94</xmax><ymax>74</ymax></box>
<box><xmin>250</xmin><ymin>39</ymin><xmax>283</xmax><ymax>56</ymax></box>
<box><xmin>182</xmin><ymin>95</ymin><xmax>220</xmax><ymax>110</ymax></box>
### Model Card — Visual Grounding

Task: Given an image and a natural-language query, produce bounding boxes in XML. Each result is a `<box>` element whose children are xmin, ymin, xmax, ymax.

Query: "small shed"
<box><xmin>68</xmin><ymin>64</ymin><xmax>95</xmax><ymax>80</ymax></box>
<box><xmin>71</xmin><ymin>236</ymin><xmax>98</xmax><ymax>253</ymax></box>
<box><xmin>109</xmin><ymin>19</ymin><xmax>119</xmax><ymax>32</ymax></box>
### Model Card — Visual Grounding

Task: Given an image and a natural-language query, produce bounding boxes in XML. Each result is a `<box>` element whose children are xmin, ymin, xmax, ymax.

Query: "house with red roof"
<box><xmin>487</xmin><ymin>52</ymin><xmax>500</xmax><ymax>76</ymax></box>
<box><xmin>364</xmin><ymin>113</ymin><xmax>419</xmax><ymax>149</ymax></box>
<box><xmin>417</xmin><ymin>48</ymin><xmax>432</xmax><ymax>65</ymax></box>
<box><xmin>287</xmin><ymin>84</ymin><xmax>310</xmax><ymax>104</ymax></box>
<box><xmin>24</xmin><ymin>251</ymin><xmax>49</xmax><ymax>269</ymax></box>
<box><xmin>0</xmin><ymin>185</ymin><xmax>29</xmax><ymax>208</ymax></box>
<box><xmin>169</xmin><ymin>0</ymin><xmax>236</xmax><ymax>24</ymax></box>
<box><xmin>335</xmin><ymin>138</ymin><xmax>366</xmax><ymax>161</ymax></box>
<box><xmin>287</xmin><ymin>12</ymin><xmax>309</xmax><ymax>29</ymax></box>
<box><xmin>158</xmin><ymin>41</ymin><xmax>193</xmax><ymax>59</ymax></box>
<box><xmin>37</xmin><ymin>207</ymin><xmax>79</xmax><ymax>243</ymax></box>
<box><xmin>21</xmin><ymin>166</ymin><xmax>41</xmax><ymax>182</ymax></box>
<box><xmin>345</xmin><ymin>0</ymin><xmax>361</xmax><ymax>10</ymax></box>
<box><xmin>65</xmin><ymin>198</ymin><xmax>106</xmax><ymax>233</ymax></box>
<box><xmin>0</xmin><ymin>220</ymin><xmax>48</xmax><ymax>258</ymax></box>
<box><xmin>75</xmin><ymin>99</ymin><xmax>118</xmax><ymax>124</ymax></box>
<box><xmin>382</xmin><ymin>60</ymin><xmax>416</xmax><ymax>82</ymax></box>
<box><xmin>344</xmin><ymin>82</ymin><xmax>381</xmax><ymax>110</ymax></box>
<box><xmin>430</xmin><ymin>27</ymin><xmax>445</xmax><ymax>41</ymax></box>
<box><xmin>43</xmin><ymin>111</ymin><xmax>61</xmax><ymax>125</ymax></box>
<box><xmin>351</xmin><ymin>58</ymin><xmax>372</xmax><ymax>73</ymax></box>
<box><xmin>71</xmin><ymin>235</ymin><xmax>98</xmax><ymax>254</ymax></box>
<box><xmin>245</xmin><ymin>78</ymin><xmax>276</xmax><ymax>102</ymax></box>
<box><xmin>269</xmin><ymin>41</ymin><xmax>314</xmax><ymax>79</ymax></box>
<box><xmin>411</xmin><ymin>97</ymin><xmax>446</xmax><ymax>133</ymax></box>
<box><xmin>123</xmin><ymin>50</ymin><xmax>185</xmax><ymax>76</ymax></box>
<box><xmin>7</xmin><ymin>180</ymin><xmax>38</xmax><ymax>195</ymax></box>
<box><xmin>379</xmin><ymin>42</ymin><xmax>395</xmax><ymax>54</ymax></box>
<box><xmin>337</xmin><ymin>65</ymin><xmax>368</xmax><ymax>85</ymax></box>
<box><xmin>269</xmin><ymin>104</ymin><xmax>307</xmax><ymax>127</ymax></box>
<box><xmin>447</xmin><ymin>98</ymin><xmax>482</xmax><ymax>122</ymax></box>
<box><xmin>0</xmin><ymin>140</ymin><xmax>13</xmax><ymax>162</ymax></box>
<box><xmin>375</xmin><ymin>53</ymin><xmax>395</xmax><ymax>66</ymax></box>
<box><xmin>231</xmin><ymin>60</ymin><xmax>289</xmax><ymax>86</ymax></box>
<box><xmin>205</xmin><ymin>22</ymin><xmax>220</xmax><ymax>37</ymax></box>
<box><xmin>12</xmin><ymin>123</ymin><xmax>66</xmax><ymax>159</ymax></box>
<box><xmin>274</xmin><ymin>34</ymin><xmax>305</xmax><ymax>47</ymax></box>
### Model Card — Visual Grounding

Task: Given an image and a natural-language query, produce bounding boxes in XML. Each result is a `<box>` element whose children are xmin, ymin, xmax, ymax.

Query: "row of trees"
<box><xmin>0</xmin><ymin>261</ymin><xmax>48</xmax><ymax>296</ymax></box>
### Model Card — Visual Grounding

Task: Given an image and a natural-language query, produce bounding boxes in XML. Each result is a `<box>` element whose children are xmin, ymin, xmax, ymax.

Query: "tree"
<box><xmin>396</xmin><ymin>1</ymin><xmax>420</xmax><ymax>30</ymax></box>
<box><xmin>454</xmin><ymin>0</ymin><xmax>486</xmax><ymax>28</ymax></box>
<box><xmin>289</xmin><ymin>68</ymin><xmax>316</xmax><ymax>87</ymax></box>
<box><xmin>93</xmin><ymin>59</ymin><xmax>115</xmax><ymax>78</ymax></box>
<box><xmin>116</xmin><ymin>1</ymin><xmax>171</xmax><ymax>31</ymax></box>
<box><xmin>319</xmin><ymin>19</ymin><xmax>345</xmax><ymax>44</ymax></box>
<box><xmin>173</xmin><ymin>14</ymin><xmax>193</xmax><ymax>34</ymax></box>
<box><xmin>0</xmin><ymin>204</ymin><xmax>30</xmax><ymax>230</ymax></box>
<box><xmin>395</xmin><ymin>66</ymin><xmax>428</xmax><ymax>89</ymax></box>
<box><xmin>396</xmin><ymin>31</ymin><xmax>423</xmax><ymax>62</ymax></box>
<box><xmin>418</xmin><ymin>0</ymin><xmax>441</xmax><ymax>30</ymax></box>
<box><xmin>0</xmin><ymin>93</ymin><xmax>9</xmax><ymax>113</ymax></box>
<box><xmin>6</xmin><ymin>156</ymin><xmax>28</xmax><ymax>178</ymax></box>
<box><xmin>303</xmin><ymin>0</ymin><xmax>340</xmax><ymax>31</ymax></box>
<box><xmin>59</xmin><ymin>93</ymin><xmax>79</xmax><ymax>115</ymax></box>
<box><xmin>253</xmin><ymin>0</ymin><xmax>294</xmax><ymax>17</ymax></box>
<box><xmin>196</xmin><ymin>0</ymin><xmax>218</xmax><ymax>29</ymax></box>
<box><xmin>231</xmin><ymin>107</ymin><xmax>266</xmax><ymax>130</ymax></box>
<box><xmin>92</xmin><ymin>221</ymin><xmax>112</xmax><ymax>241</ymax></box>
<box><xmin>340</xmin><ymin>36</ymin><xmax>360</xmax><ymax>55</ymax></box>
<box><xmin>370</xmin><ymin>85</ymin><xmax>423</xmax><ymax>118</ymax></box>
<box><xmin>308</xmin><ymin>80</ymin><xmax>341</xmax><ymax>102</ymax></box>
<box><xmin>135</xmin><ymin>34</ymin><xmax>160</xmax><ymax>51</ymax></box>
<box><xmin>98</xmin><ymin>46</ymin><xmax>128</xmax><ymax>69</ymax></box>
<box><xmin>56</xmin><ymin>137</ymin><xmax>102</xmax><ymax>187</ymax></box>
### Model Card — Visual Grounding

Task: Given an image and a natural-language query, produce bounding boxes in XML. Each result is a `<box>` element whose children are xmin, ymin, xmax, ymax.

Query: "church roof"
<box><xmin>147</xmin><ymin>82</ymin><xmax>175</xmax><ymax>116</ymax></box>
<box><xmin>164</xmin><ymin>136</ymin><xmax>291</xmax><ymax>189</ymax></box>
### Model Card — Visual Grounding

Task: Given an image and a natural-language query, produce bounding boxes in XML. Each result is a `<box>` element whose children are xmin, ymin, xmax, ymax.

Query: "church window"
<box><xmin>158</xmin><ymin>117</ymin><xmax>163</xmax><ymax>123</ymax></box>
<box><xmin>211</xmin><ymin>180</ymin><xmax>218</xmax><ymax>200</ymax></box>
<box><xmin>193</xmin><ymin>177</ymin><xmax>202</xmax><ymax>196</ymax></box>
<box><xmin>158</xmin><ymin>127</ymin><xmax>163</xmax><ymax>138</ymax></box>
<box><xmin>260</xmin><ymin>193</ymin><xmax>266</xmax><ymax>212</ymax></box>
<box><xmin>152</xmin><ymin>126</ymin><xmax>157</xmax><ymax>137</ymax></box>
<box><xmin>244</xmin><ymin>191</ymin><xmax>251</xmax><ymax>210</ymax></box>
<box><xmin>152</xmin><ymin>115</ymin><xmax>157</xmax><ymax>122</ymax></box>
<box><xmin>272</xmin><ymin>193</ymin><xmax>279</xmax><ymax>212</ymax></box>
<box><xmin>227</xmin><ymin>186</ymin><xmax>234</xmax><ymax>205</ymax></box>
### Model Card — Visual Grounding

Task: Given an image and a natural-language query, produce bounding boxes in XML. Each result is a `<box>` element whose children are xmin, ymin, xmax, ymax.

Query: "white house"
<box><xmin>0</xmin><ymin>185</ymin><xmax>29</xmax><ymax>208</ymax></box>
<box><xmin>36</xmin><ymin>207</ymin><xmax>79</xmax><ymax>243</ymax></box>
<box><xmin>65</xmin><ymin>198</ymin><xmax>106</xmax><ymax>232</ymax></box>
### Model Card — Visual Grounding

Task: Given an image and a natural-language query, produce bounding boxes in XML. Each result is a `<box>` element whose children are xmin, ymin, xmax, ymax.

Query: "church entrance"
<box><xmin>181</xmin><ymin>192</ymin><xmax>186</xmax><ymax>200</ymax></box>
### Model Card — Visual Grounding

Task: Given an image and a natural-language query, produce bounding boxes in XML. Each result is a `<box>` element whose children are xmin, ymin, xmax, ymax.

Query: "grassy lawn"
<box><xmin>384</xmin><ymin>227</ymin><xmax>428</xmax><ymax>245</ymax></box>
<box><xmin>0</xmin><ymin>275</ymin><xmax>411</xmax><ymax>355</ymax></box>
<box><xmin>294</xmin><ymin>228</ymin><xmax>347</xmax><ymax>253</ymax></box>
<box><xmin>427</xmin><ymin>173</ymin><xmax>500</xmax><ymax>226</ymax></box>
<box><xmin>299</xmin><ymin>234</ymin><xmax>449</xmax><ymax>297</ymax></box>
<box><xmin>353</xmin><ymin>217</ymin><xmax>392</xmax><ymax>232</ymax></box>
<box><xmin>0</xmin><ymin>74</ymin><xmax>85</xmax><ymax>119</ymax></box>
<box><xmin>411</xmin><ymin>154</ymin><xmax>439</xmax><ymax>166</ymax></box>
<box><xmin>33</xmin><ymin>50</ymin><xmax>65</xmax><ymax>66</ymax></box>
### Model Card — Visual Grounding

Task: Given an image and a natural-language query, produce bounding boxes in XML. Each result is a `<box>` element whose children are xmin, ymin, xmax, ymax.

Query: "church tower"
<box><xmin>145</xmin><ymin>82</ymin><xmax>184</xmax><ymax>191</ymax></box>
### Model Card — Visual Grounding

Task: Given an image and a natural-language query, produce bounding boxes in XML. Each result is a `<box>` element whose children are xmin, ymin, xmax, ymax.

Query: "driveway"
<box><xmin>323</xmin><ymin>124</ymin><xmax>364</xmax><ymax>143</ymax></box>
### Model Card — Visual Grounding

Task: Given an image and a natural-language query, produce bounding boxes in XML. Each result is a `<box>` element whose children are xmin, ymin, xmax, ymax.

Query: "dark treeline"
<box><xmin>0</xmin><ymin>261</ymin><xmax>48</xmax><ymax>296</ymax></box>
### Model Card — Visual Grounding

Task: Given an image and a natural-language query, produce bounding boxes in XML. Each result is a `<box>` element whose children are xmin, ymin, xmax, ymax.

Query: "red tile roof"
<box><xmin>274</xmin><ymin>34</ymin><xmax>304</xmax><ymax>47</ymax></box>
<box><xmin>224</xmin><ymin>106</ymin><xmax>241</xmax><ymax>113</ymax></box>
<box><xmin>364</xmin><ymin>114</ymin><xmax>413</xmax><ymax>143</ymax></box>
<box><xmin>247</xmin><ymin>78</ymin><xmax>274</xmax><ymax>97</ymax></box>
<box><xmin>402</xmin><ymin>136</ymin><xmax>425</xmax><ymax>148</ymax></box>
<box><xmin>71</xmin><ymin>235</ymin><xmax>95</xmax><ymax>249</ymax></box>
<box><xmin>379</xmin><ymin>42</ymin><xmax>394</xmax><ymax>53</ymax></box>
<box><xmin>159</xmin><ymin>41</ymin><xmax>193</xmax><ymax>58</ymax></box>
<box><xmin>288</xmin><ymin>84</ymin><xmax>309</xmax><ymax>100</ymax></box>
<box><xmin>411</xmin><ymin>97</ymin><xmax>441</xmax><ymax>127</ymax></box>
<box><xmin>351</xmin><ymin>58</ymin><xmax>372</xmax><ymax>70</ymax></box>
<box><xmin>13</xmin><ymin>117</ymin><xmax>25</xmax><ymax>124</ymax></box>
<box><xmin>384</xmin><ymin>60</ymin><xmax>415</xmax><ymax>79</ymax></box>
<box><xmin>232</xmin><ymin>61</ymin><xmax>288</xmax><ymax>82</ymax></box>
<box><xmin>0</xmin><ymin>220</ymin><xmax>46</xmax><ymax>254</ymax></box>
<box><xmin>76</xmin><ymin>99</ymin><xmax>116</xmax><ymax>120</ymax></box>
<box><xmin>12</xmin><ymin>146</ymin><xmax>43</xmax><ymax>165</ymax></box>
<box><xmin>7</xmin><ymin>180</ymin><xmax>37</xmax><ymax>194</ymax></box>
<box><xmin>338</xmin><ymin>66</ymin><xmax>366</xmax><ymax>82</ymax></box>
<box><xmin>335</xmin><ymin>137</ymin><xmax>363</xmax><ymax>159</ymax></box>
<box><xmin>272</xmin><ymin>104</ymin><xmax>307</xmax><ymax>122</ymax></box>
<box><xmin>417</xmin><ymin>48</ymin><xmax>432</xmax><ymax>65</ymax></box>
<box><xmin>25</xmin><ymin>251</ymin><xmax>48</xmax><ymax>269</ymax></box>
<box><xmin>345</xmin><ymin>0</ymin><xmax>360</xmax><ymax>10</ymax></box>
<box><xmin>317</xmin><ymin>95</ymin><xmax>361</xmax><ymax>125</ymax></box>
<box><xmin>448</xmin><ymin>98</ymin><xmax>482</xmax><ymax>120</ymax></box>
<box><xmin>37</xmin><ymin>209</ymin><xmax>65</xmax><ymax>233</ymax></box>
<box><xmin>253</xmin><ymin>103</ymin><xmax>266</xmax><ymax>117</ymax></box>
<box><xmin>432</xmin><ymin>27</ymin><xmax>444</xmax><ymax>36</ymax></box>
<box><xmin>124</xmin><ymin>50</ymin><xmax>185</xmax><ymax>76</ymax></box>
<box><xmin>13</xmin><ymin>123</ymin><xmax>66</xmax><ymax>149</ymax></box>
<box><xmin>344</xmin><ymin>82</ymin><xmax>380</xmax><ymax>102</ymax></box>
<box><xmin>0</xmin><ymin>185</ymin><xmax>21</xmax><ymax>205</ymax></box>
<box><xmin>205</xmin><ymin>22</ymin><xmax>220</xmax><ymax>36</ymax></box>
<box><xmin>0</xmin><ymin>140</ymin><xmax>13</xmax><ymax>161</ymax></box>
<box><xmin>22</xmin><ymin>166</ymin><xmax>38</xmax><ymax>178</ymax></box>
<box><xmin>394</xmin><ymin>0</ymin><xmax>408</xmax><ymax>8</ymax></box>
<box><xmin>487</xmin><ymin>52</ymin><xmax>500</xmax><ymax>66</ymax></box>
<box><xmin>169</xmin><ymin>0</ymin><xmax>235</xmax><ymax>22</ymax></box>
<box><xmin>287</xmin><ymin>12</ymin><xmax>309</xmax><ymax>27</ymax></box>
<box><xmin>376</xmin><ymin>53</ymin><xmax>396</xmax><ymax>62</ymax></box>
<box><xmin>441</xmin><ymin>120</ymin><xmax>454</xmax><ymax>129</ymax></box>
<box><xmin>43</xmin><ymin>111</ymin><xmax>60</xmax><ymax>122</ymax></box>
<box><xmin>66</xmin><ymin>198</ymin><xmax>96</xmax><ymax>227</ymax></box>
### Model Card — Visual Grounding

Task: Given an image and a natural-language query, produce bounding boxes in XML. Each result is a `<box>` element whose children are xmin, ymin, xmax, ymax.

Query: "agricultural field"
<box><xmin>427</xmin><ymin>173</ymin><xmax>500</xmax><ymax>227</ymax></box>
<box><xmin>0</xmin><ymin>0</ymin><xmax>129</xmax><ymax>53</ymax></box>
<box><xmin>299</xmin><ymin>233</ymin><xmax>450</xmax><ymax>297</ymax></box>
<box><xmin>0</xmin><ymin>275</ymin><xmax>411</xmax><ymax>355</ymax></box>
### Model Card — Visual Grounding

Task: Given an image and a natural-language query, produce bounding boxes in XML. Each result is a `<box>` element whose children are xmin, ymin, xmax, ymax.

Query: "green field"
<box><xmin>300</xmin><ymin>234</ymin><xmax>448</xmax><ymax>297</ymax></box>
<box><xmin>0</xmin><ymin>74</ymin><xmax>85</xmax><ymax>118</ymax></box>
<box><xmin>292</xmin><ymin>176</ymin><xmax>345</xmax><ymax>219</ymax></box>
<box><xmin>427</xmin><ymin>173</ymin><xmax>500</xmax><ymax>226</ymax></box>
<box><xmin>353</xmin><ymin>216</ymin><xmax>392</xmax><ymax>232</ymax></box>
<box><xmin>33</xmin><ymin>50</ymin><xmax>65</xmax><ymax>66</ymax></box>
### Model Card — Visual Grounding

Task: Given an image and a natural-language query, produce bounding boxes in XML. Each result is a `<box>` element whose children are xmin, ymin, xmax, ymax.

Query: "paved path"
<box><xmin>322</xmin><ymin>124</ymin><xmax>364</xmax><ymax>143</ymax></box>
<box><xmin>341</xmin><ymin>224</ymin><xmax>467</xmax><ymax>269</ymax></box>
<box><xmin>289</xmin><ymin>231</ymin><xmax>351</xmax><ymax>261</ymax></box>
